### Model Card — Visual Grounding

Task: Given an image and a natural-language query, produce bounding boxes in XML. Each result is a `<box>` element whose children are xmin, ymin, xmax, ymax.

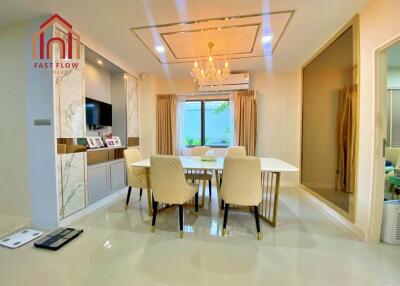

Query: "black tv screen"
<box><xmin>86</xmin><ymin>98</ymin><xmax>112</xmax><ymax>127</ymax></box>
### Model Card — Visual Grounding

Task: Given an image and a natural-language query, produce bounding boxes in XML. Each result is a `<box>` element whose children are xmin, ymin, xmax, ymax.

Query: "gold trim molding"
<box><xmin>130</xmin><ymin>10</ymin><xmax>295</xmax><ymax>64</ymax></box>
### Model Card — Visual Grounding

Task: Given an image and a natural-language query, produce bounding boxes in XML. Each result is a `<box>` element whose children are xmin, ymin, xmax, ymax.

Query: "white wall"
<box><xmin>0</xmin><ymin>21</ymin><xmax>31</xmax><ymax>220</ymax></box>
<box><xmin>85</xmin><ymin>61</ymin><xmax>111</xmax><ymax>103</ymax></box>
<box><xmin>252</xmin><ymin>72</ymin><xmax>301</xmax><ymax>184</ymax></box>
<box><xmin>139</xmin><ymin>75</ymin><xmax>157</xmax><ymax>158</ymax></box>
<box><xmin>358</xmin><ymin>0</ymin><xmax>400</xmax><ymax>240</ymax></box>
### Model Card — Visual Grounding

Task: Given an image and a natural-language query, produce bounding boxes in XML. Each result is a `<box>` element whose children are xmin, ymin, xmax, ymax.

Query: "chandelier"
<box><xmin>191</xmin><ymin>42</ymin><xmax>230</xmax><ymax>88</ymax></box>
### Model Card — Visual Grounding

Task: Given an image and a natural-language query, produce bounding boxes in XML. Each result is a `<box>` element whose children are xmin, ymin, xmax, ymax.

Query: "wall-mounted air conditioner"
<box><xmin>198</xmin><ymin>72</ymin><xmax>250</xmax><ymax>92</ymax></box>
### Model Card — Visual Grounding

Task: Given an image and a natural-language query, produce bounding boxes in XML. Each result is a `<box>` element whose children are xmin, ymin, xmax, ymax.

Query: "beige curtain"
<box><xmin>336</xmin><ymin>84</ymin><xmax>358</xmax><ymax>193</ymax></box>
<box><xmin>156</xmin><ymin>94</ymin><xmax>177</xmax><ymax>155</ymax></box>
<box><xmin>233</xmin><ymin>90</ymin><xmax>258</xmax><ymax>156</ymax></box>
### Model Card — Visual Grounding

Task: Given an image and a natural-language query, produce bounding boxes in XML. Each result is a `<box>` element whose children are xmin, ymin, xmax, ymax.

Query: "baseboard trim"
<box><xmin>299</xmin><ymin>187</ymin><xmax>367</xmax><ymax>240</ymax></box>
<box><xmin>59</xmin><ymin>187</ymin><xmax>127</xmax><ymax>227</ymax></box>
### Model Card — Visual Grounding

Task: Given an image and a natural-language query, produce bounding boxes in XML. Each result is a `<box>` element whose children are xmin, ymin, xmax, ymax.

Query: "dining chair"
<box><xmin>220</xmin><ymin>156</ymin><xmax>263</xmax><ymax>240</ymax></box>
<box><xmin>124</xmin><ymin>148</ymin><xmax>148</xmax><ymax>209</ymax></box>
<box><xmin>226</xmin><ymin>146</ymin><xmax>247</xmax><ymax>156</ymax></box>
<box><xmin>186</xmin><ymin>146</ymin><xmax>213</xmax><ymax>201</ymax></box>
<box><xmin>219</xmin><ymin>146</ymin><xmax>247</xmax><ymax>199</ymax></box>
<box><xmin>150</xmin><ymin>155</ymin><xmax>199</xmax><ymax>238</ymax></box>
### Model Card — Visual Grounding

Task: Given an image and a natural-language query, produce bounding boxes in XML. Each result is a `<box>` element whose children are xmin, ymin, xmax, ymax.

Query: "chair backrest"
<box><xmin>220</xmin><ymin>156</ymin><xmax>262</xmax><ymax>206</ymax></box>
<box><xmin>226</xmin><ymin>146</ymin><xmax>246</xmax><ymax>157</ymax></box>
<box><xmin>191</xmin><ymin>146</ymin><xmax>211</xmax><ymax>156</ymax></box>
<box><xmin>150</xmin><ymin>155</ymin><xmax>190</xmax><ymax>204</ymax></box>
<box><xmin>124</xmin><ymin>148</ymin><xmax>146</xmax><ymax>187</ymax></box>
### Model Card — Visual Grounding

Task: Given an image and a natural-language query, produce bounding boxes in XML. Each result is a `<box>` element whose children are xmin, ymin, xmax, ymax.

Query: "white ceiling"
<box><xmin>0</xmin><ymin>0</ymin><xmax>368</xmax><ymax>78</ymax></box>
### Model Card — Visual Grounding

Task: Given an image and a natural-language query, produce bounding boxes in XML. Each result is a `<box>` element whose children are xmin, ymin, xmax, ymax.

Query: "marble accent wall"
<box><xmin>126</xmin><ymin>74</ymin><xmax>139</xmax><ymax>138</ymax></box>
<box><xmin>53</xmin><ymin>26</ymin><xmax>87</xmax><ymax>219</ymax></box>
<box><xmin>53</xmin><ymin>36</ymin><xmax>85</xmax><ymax>138</ymax></box>
<box><xmin>59</xmin><ymin>153</ymin><xmax>87</xmax><ymax>218</ymax></box>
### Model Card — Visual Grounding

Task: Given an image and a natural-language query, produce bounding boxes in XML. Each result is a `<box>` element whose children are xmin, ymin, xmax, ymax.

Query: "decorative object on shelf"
<box><xmin>201</xmin><ymin>149</ymin><xmax>217</xmax><ymax>162</ymax></box>
<box><xmin>86</xmin><ymin>137</ymin><xmax>96</xmax><ymax>148</ymax></box>
<box><xmin>112</xmin><ymin>136</ymin><xmax>121</xmax><ymax>147</ymax></box>
<box><xmin>105</xmin><ymin>138</ymin><xmax>115</xmax><ymax>147</ymax></box>
<box><xmin>93</xmin><ymin>137</ymin><xmax>104</xmax><ymax>148</ymax></box>
<box><xmin>191</xmin><ymin>42</ymin><xmax>230</xmax><ymax>88</ymax></box>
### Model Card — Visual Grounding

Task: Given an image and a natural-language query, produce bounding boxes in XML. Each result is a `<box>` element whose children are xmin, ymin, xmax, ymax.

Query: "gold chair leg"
<box><xmin>256</xmin><ymin>232</ymin><xmax>262</xmax><ymax>241</ymax></box>
<box><xmin>222</xmin><ymin>228</ymin><xmax>227</xmax><ymax>236</ymax></box>
<box><xmin>151</xmin><ymin>226</ymin><xmax>155</xmax><ymax>233</ymax></box>
<box><xmin>180</xmin><ymin>231</ymin><xmax>184</xmax><ymax>239</ymax></box>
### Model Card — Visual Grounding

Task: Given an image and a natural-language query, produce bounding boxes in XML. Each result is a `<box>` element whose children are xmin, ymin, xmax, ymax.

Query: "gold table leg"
<box><xmin>215</xmin><ymin>170</ymin><xmax>221</xmax><ymax>208</ymax></box>
<box><xmin>259</xmin><ymin>172</ymin><xmax>281</xmax><ymax>227</ymax></box>
<box><xmin>145</xmin><ymin>167</ymin><xmax>152</xmax><ymax>216</ymax></box>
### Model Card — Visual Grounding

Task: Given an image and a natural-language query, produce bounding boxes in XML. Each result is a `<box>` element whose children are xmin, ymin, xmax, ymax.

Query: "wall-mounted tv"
<box><xmin>86</xmin><ymin>98</ymin><xmax>112</xmax><ymax>127</ymax></box>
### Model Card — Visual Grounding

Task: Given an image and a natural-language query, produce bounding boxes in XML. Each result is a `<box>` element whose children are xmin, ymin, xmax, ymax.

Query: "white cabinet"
<box><xmin>87</xmin><ymin>159</ymin><xmax>126</xmax><ymax>204</ymax></box>
<box><xmin>87</xmin><ymin>163</ymin><xmax>108</xmax><ymax>204</ymax></box>
<box><xmin>110</xmin><ymin>161</ymin><xmax>126</xmax><ymax>191</ymax></box>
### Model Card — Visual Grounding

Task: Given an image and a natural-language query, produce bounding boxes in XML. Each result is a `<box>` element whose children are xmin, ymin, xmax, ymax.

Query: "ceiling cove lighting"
<box><xmin>191</xmin><ymin>42</ymin><xmax>230</xmax><ymax>88</ymax></box>
<box><xmin>262</xmin><ymin>35</ymin><xmax>273</xmax><ymax>43</ymax></box>
<box><xmin>155</xmin><ymin>46</ymin><xmax>165</xmax><ymax>53</ymax></box>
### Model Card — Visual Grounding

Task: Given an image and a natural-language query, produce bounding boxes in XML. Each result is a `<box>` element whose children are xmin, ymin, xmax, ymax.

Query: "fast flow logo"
<box><xmin>32</xmin><ymin>14</ymin><xmax>80</xmax><ymax>71</ymax></box>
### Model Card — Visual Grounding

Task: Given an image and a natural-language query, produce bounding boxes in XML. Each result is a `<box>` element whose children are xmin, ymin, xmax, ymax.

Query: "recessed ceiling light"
<box><xmin>97</xmin><ymin>60</ymin><xmax>103</xmax><ymax>65</ymax></box>
<box><xmin>155</xmin><ymin>46</ymin><xmax>165</xmax><ymax>53</ymax></box>
<box><xmin>262</xmin><ymin>35</ymin><xmax>273</xmax><ymax>43</ymax></box>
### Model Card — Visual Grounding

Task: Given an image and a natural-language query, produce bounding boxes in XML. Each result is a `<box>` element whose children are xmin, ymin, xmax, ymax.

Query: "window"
<box><xmin>388</xmin><ymin>89</ymin><xmax>400</xmax><ymax>147</ymax></box>
<box><xmin>183</xmin><ymin>99</ymin><xmax>232</xmax><ymax>147</ymax></box>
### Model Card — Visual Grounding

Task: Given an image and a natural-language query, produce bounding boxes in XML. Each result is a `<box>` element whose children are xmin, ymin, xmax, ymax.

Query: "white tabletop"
<box><xmin>131</xmin><ymin>156</ymin><xmax>298</xmax><ymax>173</ymax></box>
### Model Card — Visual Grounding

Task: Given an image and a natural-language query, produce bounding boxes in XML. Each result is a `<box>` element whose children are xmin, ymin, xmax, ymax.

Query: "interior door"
<box><xmin>370</xmin><ymin>49</ymin><xmax>389</xmax><ymax>241</ymax></box>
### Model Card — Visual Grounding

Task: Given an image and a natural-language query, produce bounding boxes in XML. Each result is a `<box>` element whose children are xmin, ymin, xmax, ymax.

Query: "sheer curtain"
<box><xmin>176</xmin><ymin>95</ymin><xmax>186</xmax><ymax>155</ymax></box>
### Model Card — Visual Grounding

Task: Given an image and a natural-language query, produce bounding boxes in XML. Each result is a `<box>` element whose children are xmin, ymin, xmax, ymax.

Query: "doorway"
<box><xmin>371</xmin><ymin>39</ymin><xmax>400</xmax><ymax>241</ymax></box>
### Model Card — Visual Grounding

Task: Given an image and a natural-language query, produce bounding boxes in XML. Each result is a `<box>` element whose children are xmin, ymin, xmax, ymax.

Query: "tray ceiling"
<box><xmin>131</xmin><ymin>11</ymin><xmax>294</xmax><ymax>64</ymax></box>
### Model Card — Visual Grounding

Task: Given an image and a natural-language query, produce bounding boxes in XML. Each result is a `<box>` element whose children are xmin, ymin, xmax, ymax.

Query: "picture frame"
<box><xmin>86</xmin><ymin>137</ymin><xmax>96</xmax><ymax>148</ymax></box>
<box><xmin>105</xmin><ymin>138</ymin><xmax>115</xmax><ymax>147</ymax></box>
<box><xmin>93</xmin><ymin>137</ymin><xmax>104</xmax><ymax>148</ymax></box>
<box><xmin>112</xmin><ymin>136</ymin><xmax>121</xmax><ymax>147</ymax></box>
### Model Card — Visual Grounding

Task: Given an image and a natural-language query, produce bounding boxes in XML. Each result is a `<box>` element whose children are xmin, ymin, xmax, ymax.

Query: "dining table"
<box><xmin>131</xmin><ymin>156</ymin><xmax>298</xmax><ymax>227</ymax></box>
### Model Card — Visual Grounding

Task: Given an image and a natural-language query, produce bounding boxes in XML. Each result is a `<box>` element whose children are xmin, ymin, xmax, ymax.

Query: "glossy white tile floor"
<box><xmin>1</xmin><ymin>187</ymin><xmax>400</xmax><ymax>286</ymax></box>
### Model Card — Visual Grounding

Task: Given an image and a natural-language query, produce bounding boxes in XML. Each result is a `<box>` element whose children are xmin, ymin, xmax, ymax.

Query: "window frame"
<box><xmin>184</xmin><ymin>98</ymin><xmax>230</xmax><ymax>148</ymax></box>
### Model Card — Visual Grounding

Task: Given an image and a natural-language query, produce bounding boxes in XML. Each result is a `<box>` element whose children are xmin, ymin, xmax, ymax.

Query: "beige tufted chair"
<box><xmin>226</xmin><ymin>146</ymin><xmax>247</xmax><ymax>157</ymax></box>
<box><xmin>124</xmin><ymin>148</ymin><xmax>148</xmax><ymax>209</ymax></box>
<box><xmin>219</xmin><ymin>146</ymin><xmax>247</xmax><ymax>193</ymax></box>
<box><xmin>220</xmin><ymin>156</ymin><xmax>263</xmax><ymax>240</ymax></box>
<box><xmin>150</xmin><ymin>155</ymin><xmax>199</xmax><ymax>238</ymax></box>
<box><xmin>186</xmin><ymin>146</ymin><xmax>213</xmax><ymax>201</ymax></box>
<box><xmin>191</xmin><ymin>146</ymin><xmax>211</xmax><ymax>156</ymax></box>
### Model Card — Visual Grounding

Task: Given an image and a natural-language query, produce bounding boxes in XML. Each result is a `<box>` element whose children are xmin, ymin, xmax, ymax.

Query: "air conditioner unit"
<box><xmin>198</xmin><ymin>72</ymin><xmax>250</xmax><ymax>92</ymax></box>
<box><xmin>381</xmin><ymin>200</ymin><xmax>400</xmax><ymax>244</ymax></box>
